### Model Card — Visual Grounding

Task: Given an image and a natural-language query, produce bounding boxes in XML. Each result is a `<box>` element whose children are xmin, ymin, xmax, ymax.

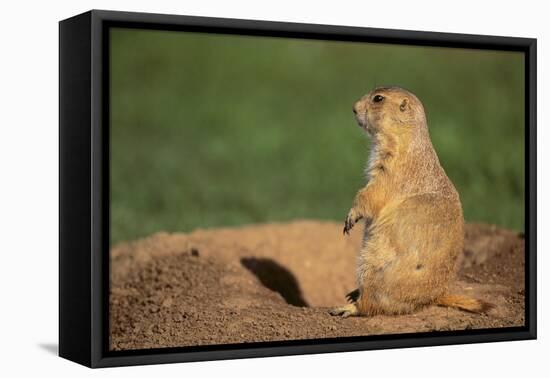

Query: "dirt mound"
<box><xmin>109</xmin><ymin>221</ymin><xmax>525</xmax><ymax>351</ymax></box>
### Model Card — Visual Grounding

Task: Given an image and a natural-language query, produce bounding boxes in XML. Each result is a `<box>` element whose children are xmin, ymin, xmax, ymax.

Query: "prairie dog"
<box><xmin>330</xmin><ymin>86</ymin><xmax>491</xmax><ymax>317</ymax></box>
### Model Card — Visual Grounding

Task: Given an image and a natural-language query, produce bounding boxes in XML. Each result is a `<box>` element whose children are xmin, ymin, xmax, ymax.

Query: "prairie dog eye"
<box><xmin>373</xmin><ymin>95</ymin><xmax>385</xmax><ymax>103</ymax></box>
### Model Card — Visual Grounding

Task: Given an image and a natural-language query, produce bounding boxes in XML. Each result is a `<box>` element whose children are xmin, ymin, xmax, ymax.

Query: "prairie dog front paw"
<box><xmin>343</xmin><ymin>209</ymin><xmax>362</xmax><ymax>235</ymax></box>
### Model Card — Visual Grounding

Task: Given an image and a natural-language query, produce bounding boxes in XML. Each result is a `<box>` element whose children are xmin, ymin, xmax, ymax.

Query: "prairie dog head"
<box><xmin>353</xmin><ymin>86</ymin><xmax>427</xmax><ymax>136</ymax></box>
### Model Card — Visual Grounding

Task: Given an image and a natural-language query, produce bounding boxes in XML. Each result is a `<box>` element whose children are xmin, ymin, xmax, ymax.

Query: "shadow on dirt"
<box><xmin>241</xmin><ymin>257</ymin><xmax>308</xmax><ymax>307</ymax></box>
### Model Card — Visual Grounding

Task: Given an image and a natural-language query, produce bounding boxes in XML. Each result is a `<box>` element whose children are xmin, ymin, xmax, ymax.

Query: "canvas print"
<box><xmin>108</xmin><ymin>28</ymin><xmax>525</xmax><ymax>351</ymax></box>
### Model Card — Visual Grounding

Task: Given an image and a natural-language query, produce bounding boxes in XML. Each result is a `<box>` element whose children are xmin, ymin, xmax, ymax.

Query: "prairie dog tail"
<box><xmin>436</xmin><ymin>295</ymin><xmax>494</xmax><ymax>314</ymax></box>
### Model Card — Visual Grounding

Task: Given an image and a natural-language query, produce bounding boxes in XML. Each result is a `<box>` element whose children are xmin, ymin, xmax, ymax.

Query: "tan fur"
<box><xmin>436</xmin><ymin>295</ymin><xmax>494</xmax><ymax>313</ymax></box>
<box><xmin>333</xmin><ymin>86</ymin><xmax>490</xmax><ymax>317</ymax></box>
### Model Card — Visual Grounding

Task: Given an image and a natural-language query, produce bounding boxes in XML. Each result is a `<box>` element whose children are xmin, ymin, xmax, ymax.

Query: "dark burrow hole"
<box><xmin>240</xmin><ymin>257</ymin><xmax>308</xmax><ymax>307</ymax></box>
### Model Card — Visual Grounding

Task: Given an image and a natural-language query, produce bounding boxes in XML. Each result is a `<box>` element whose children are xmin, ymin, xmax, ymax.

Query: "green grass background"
<box><xmin>110</xmin><ymin>28</ymin><xmax>525</xmax><ymax>245</ymax></box>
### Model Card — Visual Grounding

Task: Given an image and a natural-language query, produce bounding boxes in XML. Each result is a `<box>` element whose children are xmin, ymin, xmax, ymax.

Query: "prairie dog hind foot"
<box><xmin>329</xmin><ymin>303</ymin><xmax>359</xmax><ymax>318</ymax></box>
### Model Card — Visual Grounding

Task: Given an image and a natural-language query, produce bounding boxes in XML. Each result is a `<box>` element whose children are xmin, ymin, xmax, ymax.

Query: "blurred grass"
<box><xmin>110</xmin><ymin>28</ymin><xmax>525</xmax><ymax>245</ymax></box>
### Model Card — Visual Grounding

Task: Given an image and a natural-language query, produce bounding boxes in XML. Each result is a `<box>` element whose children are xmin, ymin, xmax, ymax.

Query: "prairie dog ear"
<box><xmin>399</xmin><ymin>98</ymin><xmax>409</xmax><ymax>112</ymax></box>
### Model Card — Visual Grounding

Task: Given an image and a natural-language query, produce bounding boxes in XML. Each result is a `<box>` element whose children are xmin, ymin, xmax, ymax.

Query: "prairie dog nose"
<box><xmin>353</xmin><ymin>102</ymin><xmax>360</xmax><ymax>115</ymax></box>
<box><xmin>353</xmin><ymin>100</ymin><xmax>367</xmax><ymax>115</ymax></box>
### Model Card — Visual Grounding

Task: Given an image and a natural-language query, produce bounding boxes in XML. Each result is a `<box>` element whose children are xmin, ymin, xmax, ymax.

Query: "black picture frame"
<box><xmin>59</xmin><ymin>9</ymin><xmax>537</xmax><ymax>368</ymax></box>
